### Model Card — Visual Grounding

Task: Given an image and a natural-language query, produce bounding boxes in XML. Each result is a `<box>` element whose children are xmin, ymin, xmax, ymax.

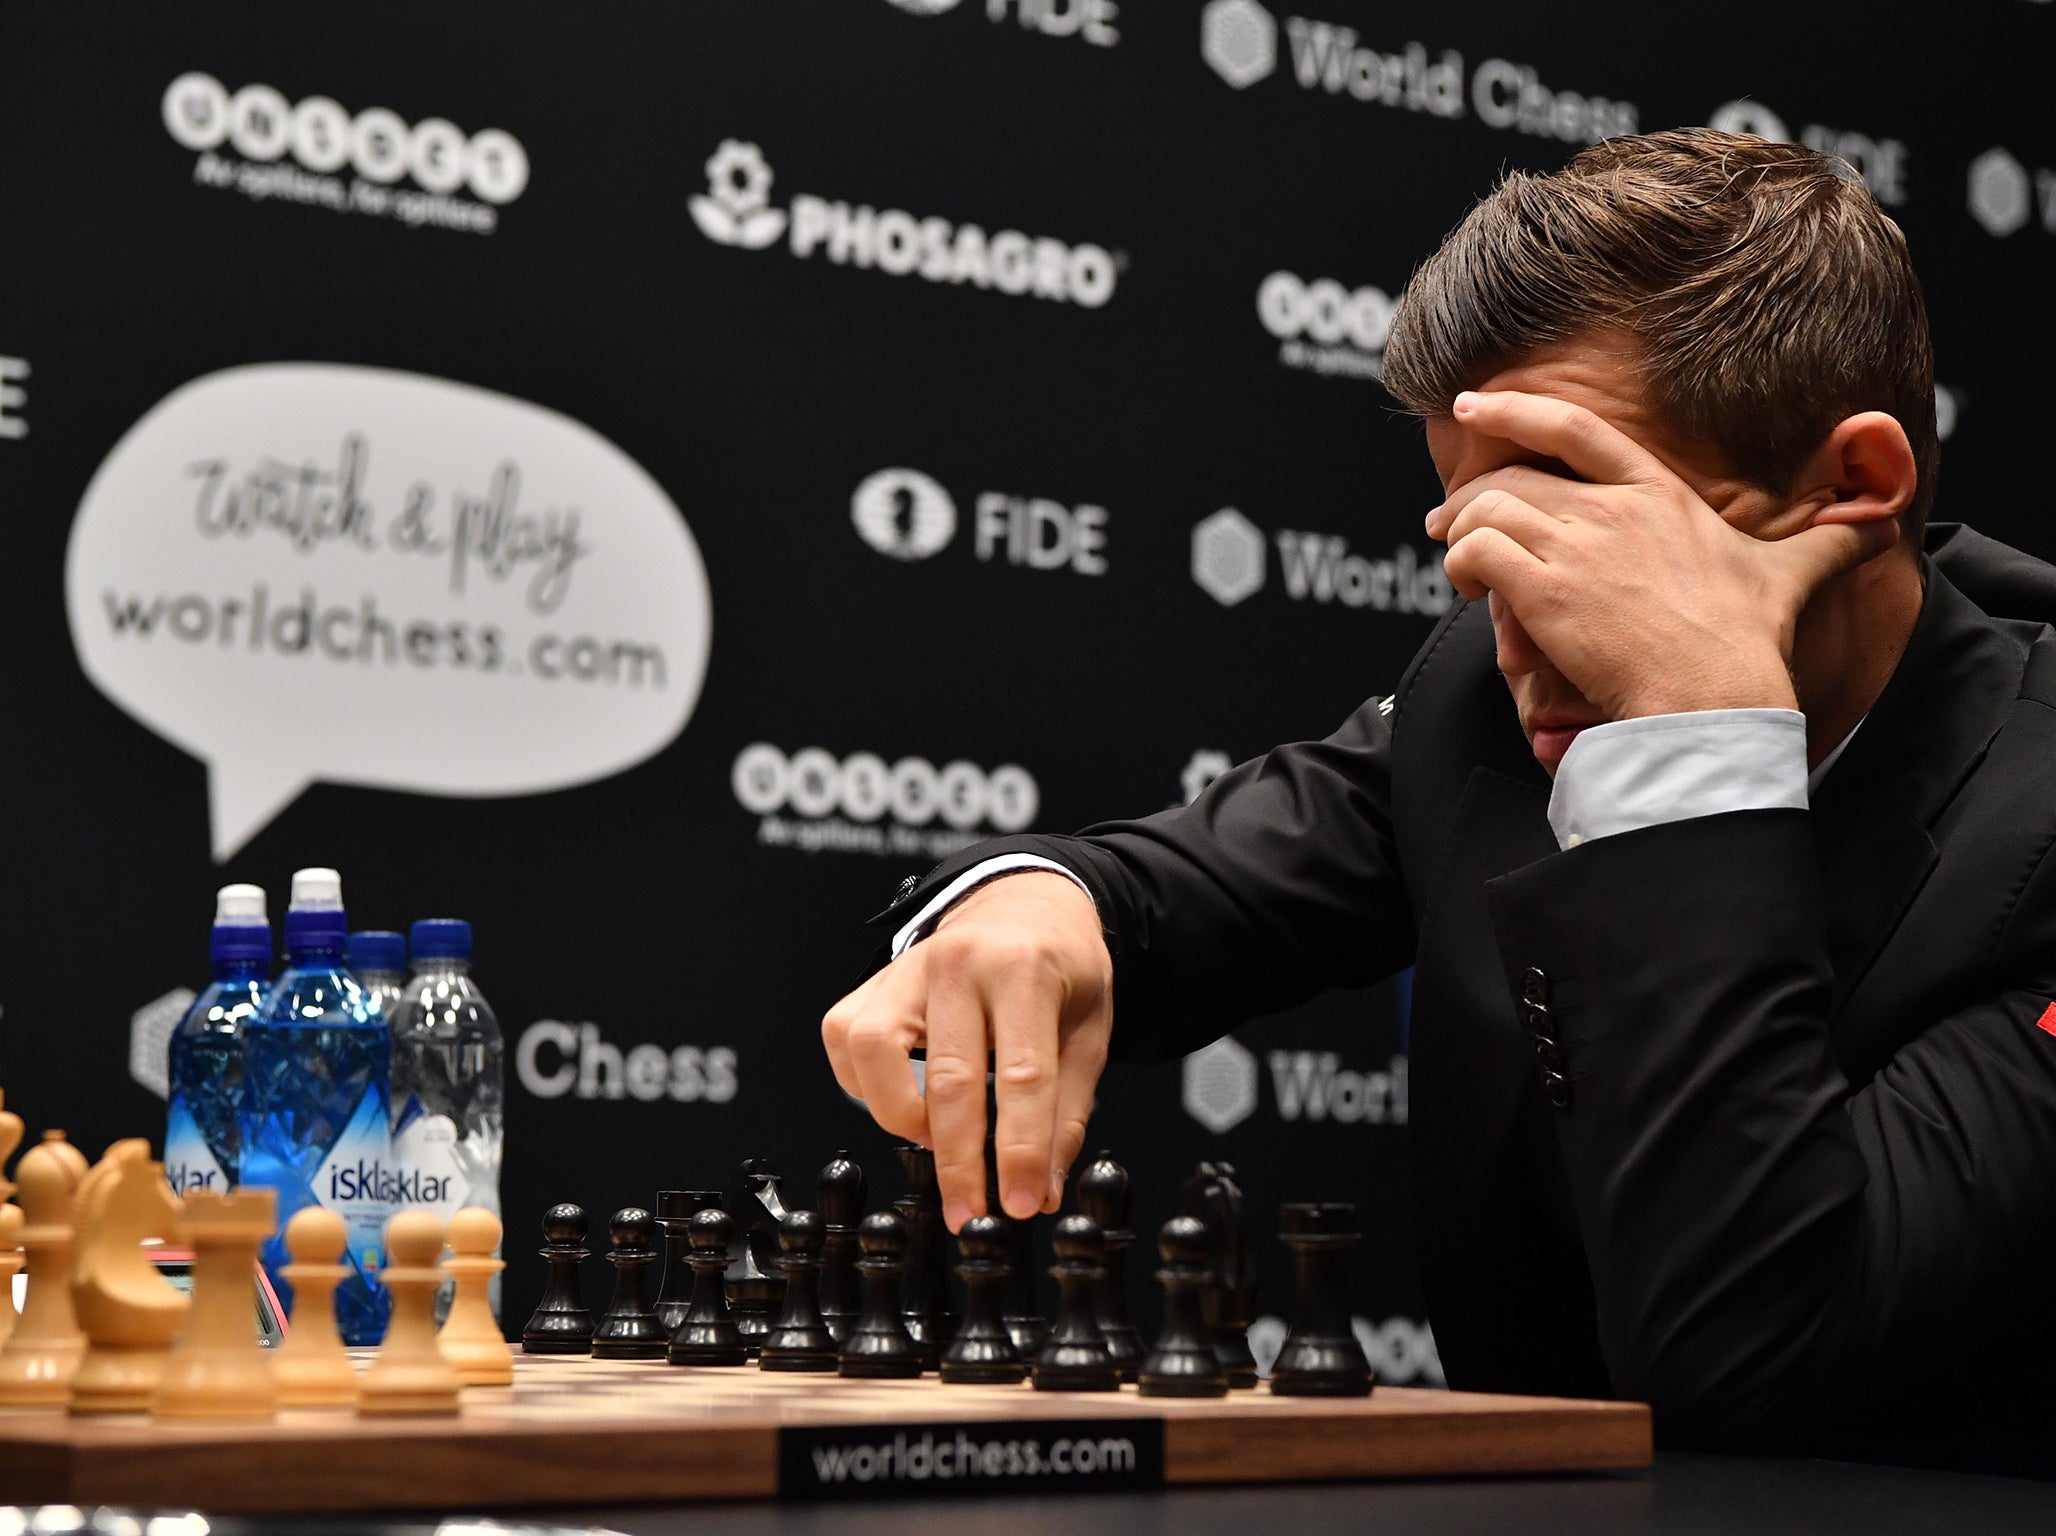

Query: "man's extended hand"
<box><xmin>1424</xmin><ymin>390</ymin><xmax>1897</xmax><ymax>720</ymax></box>
<box><xmin>821</xmin><ymin>871</ymin><xmax>1113</xmax><ymax>1232</ymax></box>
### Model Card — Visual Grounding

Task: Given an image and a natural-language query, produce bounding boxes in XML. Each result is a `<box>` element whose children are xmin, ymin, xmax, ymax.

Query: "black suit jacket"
<box><xmin>874</xmin><ymin>524</ymin><xmax>2056</xmax><ymax>1463</ymax></box>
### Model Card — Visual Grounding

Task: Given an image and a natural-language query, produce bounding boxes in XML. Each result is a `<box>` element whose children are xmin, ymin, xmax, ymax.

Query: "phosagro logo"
<box><xmin>690</xmin><ymin>140</ymin><xmax>1120</xmax><ymax>308</ymax></box>
<box><xmin>734</xmin><ymin>742</ymin><xmax>1040</xmax><ymax>861</ymax></box>
<box><xmin>1708</xmin><ymin>99</ymin><xmax>1907</xmax><ymax>206</ymax></box>
<box><xmin>1181</xmin><ymin>1038</ymin><xmax>1409</xmax><ymax>1132</ymax></box>
<box><xmin>517</xmin><ymin>1021</ymin><xmax>739</xmax><ymax>1104</ymax></box>
<box><xmin>1192</xmin><ymin>509</ymin><xmax>1452</xmax><ymax>615</ymax></box>
<box><xmin>853</xmin><ymin>468</ymin><xmax>1109</xmax><ymax>575</ymax></box>
<box><xmin>1258</xmin><ymin>271</ymin><xmax>1394</xmax><ymax>382</ymax></box>
<box><xmin>162</xmin><ymin>72</ymin><xmax>526</xmax><ymax>235</ymax></box>
<box><xmin>1200</xmin><ymin>1</ymin><xmax>1636</xmax><ymax>145</ymax></box>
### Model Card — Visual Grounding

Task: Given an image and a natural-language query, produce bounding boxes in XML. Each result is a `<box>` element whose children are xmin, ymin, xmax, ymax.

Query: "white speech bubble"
<box><xmin>66</xmin><ymin>363</ymin><xmax>713</xmax><ymax>860</ymax></box>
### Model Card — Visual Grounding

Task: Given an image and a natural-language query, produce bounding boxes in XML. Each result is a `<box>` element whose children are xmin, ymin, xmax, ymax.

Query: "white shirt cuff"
<box><xmin>1547</xmin><ymin>708</ymin><xmax>1809</xmax><ymax>851</ymax></box>
<box><xmin>889</xmin><ymin>855</ymin><xmax>1097</xmax><ymax>957</ymax></box>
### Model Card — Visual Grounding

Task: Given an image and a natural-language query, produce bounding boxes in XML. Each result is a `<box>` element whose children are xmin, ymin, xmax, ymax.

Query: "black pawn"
<box><xmin>941</xmin><ymin>1215</ymin><xmax>1027</xmax><ymax>1385</ymax></box>
<box><xmin>667</xmin><ymin>1207</ymin><xmax>749</xmax><ymax>1366</ymax></box>
<box><xmin>522</xmin><ymin>1202</ymin><xmax>596</xmax><ymax>1355</ymax></box>
<box><xmin>1032</xmin><ymin>1214</ymin><xmax>1120</xmax><ymax>1392</ymax></box>
<box><xmin>1184</xmin><ymin>1161</ymin><xmax>1260</xmax><ymax>1389</ymax></box>
<box><xmin>655</xmin><ymin>1189</ymin><xmax>722</xmax><ymax>1338</ymax></box>
<box><xmin>1077</xmin><ymin>1151</ymin><xmax>1145</xmax><ymax>1383</ymax></box>
<box><xmin>817</xmin><ymin>1151</ymin><xmax>866</xmax><ymax>1347</ymax></box>
<box><xmin>1138</xmin><ymin>1216</ymin><xmax>1230</xmax><ymax>1398</ymax></box>
<box><xmin>991</xmin><ymin>1142</ymin><xmax>1047</xmax><ymax>1357</ymax></box>
<box><xmin>1270</xmin><ymin>1203</ymin><xmax>1374</xmax><ymax>1397</ymax></box>
<box><xmin>895</xmin><ymin>1144</ymin><xmax>956</xmax><ymax>1370</ymax></box>
<box><xmin>839</xmin><ymin>1210</ymin><xmax>924</xmax><ymax>1378</ymax></box>
<box><xmin>761</xmin><ymin>1211</ymin><xmax>838</xmax><ymax>1372</ymax></box>
<box><xmin>591</xmin><ymin>1207</ymin><xmax>667</xmax><ymax>1360</ymax></box>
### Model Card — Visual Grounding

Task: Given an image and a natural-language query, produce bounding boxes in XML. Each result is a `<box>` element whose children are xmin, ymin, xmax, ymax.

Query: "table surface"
<box><xmin>485</xmin><ymin>1452</ymin><xmax>2053</xmax><ymax>1536</ymax></box>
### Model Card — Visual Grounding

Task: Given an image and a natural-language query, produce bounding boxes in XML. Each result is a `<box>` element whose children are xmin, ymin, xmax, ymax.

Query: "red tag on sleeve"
<box><xmin>2036</xmin><ymin>1002</ymin><xmax>2056</xmax><ymax>1038</ymax></box>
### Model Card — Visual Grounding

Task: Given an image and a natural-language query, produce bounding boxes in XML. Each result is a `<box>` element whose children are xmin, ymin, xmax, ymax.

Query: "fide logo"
<box><xmin>689</xmin><ymin>140</ymin><xmax>789</xmax><ymax>250</ymax></box>
<box><xmin>852</xmin><ymin>468</ymin><xmax>957</xmax><ymax>560</ymax></box>
<box><xmin>1707</xmin><ymin>99</ymin><xmax>1907</xmax><ymax>207</ymax></box>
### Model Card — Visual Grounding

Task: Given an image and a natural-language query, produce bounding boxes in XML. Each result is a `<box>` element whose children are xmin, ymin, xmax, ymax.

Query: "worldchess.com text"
<box><xmin>98</xmin><ymin>585</ymin><xmax>668</xmax><ymax>688</ymax></box>
<box><xmin>805</xmin><ymin>1428</ymin><xmax>1140</xmax><ymax>1487</ymax></box>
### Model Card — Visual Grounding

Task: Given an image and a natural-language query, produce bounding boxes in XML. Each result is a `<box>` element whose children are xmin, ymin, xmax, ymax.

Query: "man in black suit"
<box><xmin>822</xmin><ymin>129</ymin><xmax>2056</xmax><ymax>1456</ymax></box>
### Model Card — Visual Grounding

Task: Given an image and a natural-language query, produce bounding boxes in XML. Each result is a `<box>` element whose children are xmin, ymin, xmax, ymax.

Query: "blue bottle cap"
<box><xmin>210</xmin><ymin>922</ymin><xmax>271</xmax><ymax>968</ymax></box>
<box><xmin>283</xmin><ymin>905</ymin><xmax>347</xmax><ymax>954</ymax></box>
<box><xmin>348</xmin><ymin>930</ymin><xmax>407</xmax><ymax>975</ymax></box>
<box><xmin>409</xmin><ymin>918</ymin><xmax>473</xmax><ymax>961</ymax></box>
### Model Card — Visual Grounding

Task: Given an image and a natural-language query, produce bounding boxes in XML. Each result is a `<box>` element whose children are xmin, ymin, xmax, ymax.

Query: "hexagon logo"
<box><xmin>1968</xmin><ymin>148</ymin><xmax>2032</xmax><ymax>238</ymax></box>
<box><xmin>1192</xmin><ymin>507</ymin><xmax>1266</xmax><ymax>607</ymax></box>
<box><xmin>1183</xmin><ymin>1035</ymin><xmax>1259</xmax><ymax>1133</ymax></box>
<box><xmin>1201</xmin><ymin>0</ymin><xmax>1278</xmax><ymax>90</ymax></box>
<box><xmin>1708</xmin><ymin>99</ymin><xmax>1791</xmax><ymax>142</ymax></box>
<box><xmin>130</xmin><ymin>986</ymin><xmax>197</xmax><ymax>1100</ymax></box>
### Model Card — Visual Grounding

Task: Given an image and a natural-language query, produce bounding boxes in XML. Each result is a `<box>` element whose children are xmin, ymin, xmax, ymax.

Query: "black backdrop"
<box><xmin>1</xmin><ymin>2</ymin><xmax>2051</xmax><ymax>1373</ymax></box>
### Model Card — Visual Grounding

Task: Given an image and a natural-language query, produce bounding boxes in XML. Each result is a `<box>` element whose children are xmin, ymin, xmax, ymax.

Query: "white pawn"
<box><xmin>360</xmin><ymin>1210</ymin><xmax>463</xmax><ymax>1416</ymax></box>
<box><xmin>274</xmin><ymin>1206</ymin><xmax>360</xmax><ymax>1408</ymax></box>
<box><xmin>439</xmin><ymin>1207</ymin><xmax>513</xmax><ymax>1386</ymax></box>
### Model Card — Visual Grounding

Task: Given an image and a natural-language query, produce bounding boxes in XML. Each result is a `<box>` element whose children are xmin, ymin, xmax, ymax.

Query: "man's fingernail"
<box><xmin>1004</xmin><ymin>1184</ymin><xmax>1039</xmax><ymax>1217</ymax></box>
<box><xmin>944</xmin><ymin>1198</ymin><xmax>973</xmax><ymax>1232</ymax></box>
<box><xmin>1454</xmin><ymin>391</ymin><xmax>1480</xmax><ymax>415</ymax></box>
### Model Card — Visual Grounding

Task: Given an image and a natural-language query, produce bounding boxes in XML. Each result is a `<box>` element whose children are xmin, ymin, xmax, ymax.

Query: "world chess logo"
<box><xmin>852</xmin><ymin>468</ymin><xmax>958</xmax><ymax>560</ymax></box>
<box><xmin>128</xmin><ymin>987</ymin><xmax>198</xmax><ymax>1100</ymax></box>
<box><xmin>1182</xmin><ymin>1037</ymin><xmax>1259</xmax><ymax>1133</ymax></box>
<box><xmin>690</xmin><ymin>140</ymin><xmax>790</xmax><ymax>249</ymax></box>
<box><xmin>1201</xmin><ymin>0</ymin><xmax>1279</xmax><ymax>89</ymax></box>
<box><xmin>1181</xmin><ymin>749</ymin><xmax>1233</xmax><ymax>805</ymax></box>
<box><xmin>1191</xmin><ymin>509</ymin><xmax>1267</xmax><ymax>607</ymax></box>
<box><xmin>1968</xmin><ymin>148</ymin><xmax>2034</xmax><ymax>237</ymax></box>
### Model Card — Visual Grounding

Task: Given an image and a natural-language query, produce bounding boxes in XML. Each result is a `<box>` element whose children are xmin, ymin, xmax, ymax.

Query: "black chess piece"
<box><xmin>1184</xmin><ymin>1161</ymin><xmax>1260</xmax><ymax>1389</ymax></box>
<box><xmin>761</xmin><ymin>1211</ymin><xmax>838</xmax><ymax>1372</ymax></box>
<box><xmin>990</xmin><ymin>1140</ymin><xmax>1047</xmax><ymax>1357</ymax></box>
<box><xmin>667</xmin><ymin>1207</ymin><xmax>749</xmax><ymax>1366</ymax></box>
<box><xmin>655</xmin><ymin>1189</ymin><xmax>723</xmax><ymax>1337</ymax></box>
<box><xmin>522</xmin><ymin>1202</ymin><xmax>596</xmax><ymax>1355</ymax></box>
<box><xmin>941</xmin><ymin>1214</ymin><xmax>1028</xmax><ymax>1385</ymax></box>
<box><xmin>1032</xmin><ymin>1214</ymin><xmax>1120</xmax><ymax>1392</ymax></box>
<box><xmin>895</xmin><ymin>1143</ymin><xmax>956</xmax><ymax>1370</ymax></box>
<box><xmin>1270</xmin><ymin>1203</ymin><xmax>1374</xmax><ymax>1397</ymax></box>
<box><xmin>838</xmin><ymin>1210</ymin><xmax>924</xmax><ymax>1378</ymax></box>
<box><xmin>1138</xmin><ymin>1216</ymin><xmax>1230</xmax><ymax>1398</ymax></box>
<box><xmin>726</xmin><ymin>1159</ymin><xmax>790</xmax><ymax>1357</ymax></box>
<box><xmin>817</xmin><ymin>1151</ymin><xmax>865</xmax><ymax>1347</ymax></box>
<box><xmin>1077</xmin><ymin>1151</ymin><xmax>1145</xmax><ymax>1383</ymax></box>
<box><xmin>591</xmin><ymin>1207</ymin><xmax>667</xmax><ymax>1360</ymax></box>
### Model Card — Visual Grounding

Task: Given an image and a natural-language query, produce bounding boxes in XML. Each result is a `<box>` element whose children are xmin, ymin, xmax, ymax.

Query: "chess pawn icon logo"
<box><xmin>0</xmin><ymin>1129</ymin><xmax>90</xmax><ymax>1406</ymax></box>
<box><xmin>153</xmin><ymin>1186</ymin><xmax>280</xmax><ymax>1420</ymax></box>
<box><xmin>69</xmin><ymin>1139</ymin><xmax>190</xmax><ymax>1413</ymax></box>
<box><xmin>273</xmin><ymin>1206</ymin><xmax>360</xmax><ymax>1408</ymax></box>
<box><xmin>1269</xmin><ymin>1202</ymin><xmax>1373</xmax><ymax>1398</ymax></box>
<box><xmin>359</xmin><ymin>1209</ymin><xmax>463</xmax><ymax>1416</ymax></box>
<box><xmin>439</xmin><ymin>1207</ymin><xmax>513</xmax><ymax>1386</ymax></box>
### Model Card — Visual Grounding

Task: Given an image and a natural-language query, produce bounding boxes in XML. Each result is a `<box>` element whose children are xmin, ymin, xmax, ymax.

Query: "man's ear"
<box><xmin>1795</xmin><ymin>411</ymin><xmax>1919</xmax><ymax>531</ymax></box>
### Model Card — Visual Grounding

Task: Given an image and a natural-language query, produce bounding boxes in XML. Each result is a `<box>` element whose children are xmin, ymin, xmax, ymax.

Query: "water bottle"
<box><xmin>240</xmin><ymin>867</ymin><xmax>393</xmax><ymax>1344</ymax></box>
<box><xmin>391</xmin><ymin>918</ymin><xmax>505</xmax><ymax>1321</ymax></box>
<box><xmin>164</xmin><ymin>883</ymin><xmax>271</xmax><ymax>1197</ymax></box>
<box><xmin>349</xmin><ymin>930</ymin><xmax>409</xmax><ymax>1020</ymax></box>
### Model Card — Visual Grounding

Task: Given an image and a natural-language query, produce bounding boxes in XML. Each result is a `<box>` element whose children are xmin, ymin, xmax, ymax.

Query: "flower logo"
<box><xmin>689</xmin><ymin>140</ymin><xmax>789</xmax><ymax>249</ymax></box>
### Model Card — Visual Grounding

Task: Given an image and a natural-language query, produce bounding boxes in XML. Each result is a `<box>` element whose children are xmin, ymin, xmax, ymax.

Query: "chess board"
<box><xmin>0</xmin><ymin>1351</ymin><xmax>1651</xmax><ymax>1513</ymax></box>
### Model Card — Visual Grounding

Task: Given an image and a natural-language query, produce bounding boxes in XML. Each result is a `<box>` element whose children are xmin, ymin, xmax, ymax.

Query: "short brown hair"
<box><xmin>1383</xmin><ymin>128</ymin><xmax>1938</xmax><ymax>537</ymax></box>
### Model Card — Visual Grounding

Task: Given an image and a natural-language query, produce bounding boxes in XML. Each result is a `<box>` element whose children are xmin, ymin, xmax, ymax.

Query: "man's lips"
<box><xmin>1529</xmin><ymin>719</ymin><xmax>1601</xmax><ymax>765</ymax></box>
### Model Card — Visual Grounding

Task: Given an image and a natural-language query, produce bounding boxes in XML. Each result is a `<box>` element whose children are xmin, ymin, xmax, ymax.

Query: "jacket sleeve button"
<box><xmin>1520</xmin><ymin>967</ymin><xmax>1549</xmax><ymax>1005</ymax></box>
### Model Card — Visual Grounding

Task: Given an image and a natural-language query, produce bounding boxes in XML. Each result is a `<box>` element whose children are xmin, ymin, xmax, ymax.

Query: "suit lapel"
<box><xmin>1809</xmin><ymin>562</ymin><xmax>2026</xmax><ymax>1015</ymax></box>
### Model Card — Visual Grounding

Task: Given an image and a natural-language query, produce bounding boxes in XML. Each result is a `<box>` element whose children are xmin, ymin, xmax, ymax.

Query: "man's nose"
<box><xmin>1489</xmin><ymin>593</ymin><xmax>1549</xmax><ymax>677</ymax></box>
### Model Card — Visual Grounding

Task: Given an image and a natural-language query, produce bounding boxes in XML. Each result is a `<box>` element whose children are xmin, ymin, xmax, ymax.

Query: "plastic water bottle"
<box><xmin>349</xmin><ymin>930</ymin><xmax>409</xmax><ymax>1021</ymax></box>
<box><xmin>164</xmin><ymin>883</ymin><xmax>271</xmax><ymax>1197</ymax></box>
<box><xmin>391</xmin><ymin>918</ymin><xmax>505</xmax><ymax>1320</ymax></box>
<box><xmin>240</xmin><ymin>867</ymin><xmax>393</xmax><ymax>1344</ymax></box>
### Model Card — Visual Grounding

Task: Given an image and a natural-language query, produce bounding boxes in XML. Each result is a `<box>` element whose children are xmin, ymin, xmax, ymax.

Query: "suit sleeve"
<box><xmin>866</xmin><ymin>692</ymin><xmax>1416</xmax><ymax>1062</ymax></box>
<box><xmin>1485</xmin><ymin>808</ymin><xmax>2056</xmax><ymax>1443</ymax></box>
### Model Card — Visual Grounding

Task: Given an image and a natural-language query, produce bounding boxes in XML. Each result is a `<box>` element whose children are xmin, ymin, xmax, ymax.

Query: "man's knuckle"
<box><xmin>997</xmin><ymin>1059</ymin><xmax>1053</xmax><ymax>1092</ymax></box>
<box><xmin>922</xmin><ymin>1057</ymin><xmax>987</xmax><ymax>1098</ymax></box>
